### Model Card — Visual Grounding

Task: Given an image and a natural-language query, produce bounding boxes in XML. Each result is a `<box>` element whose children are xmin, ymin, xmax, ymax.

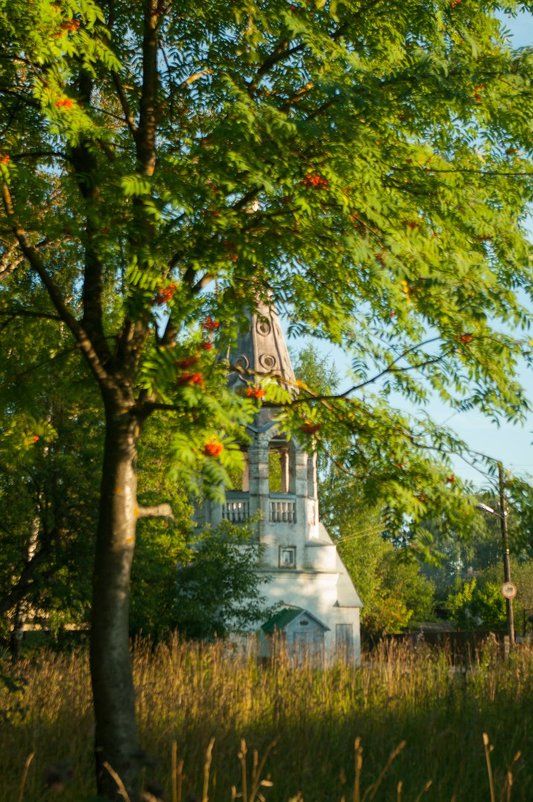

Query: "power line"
<box><xmin>334</xmin><ymin>523</ymin><xmax>386</xmax><ymax>545</ymax></box>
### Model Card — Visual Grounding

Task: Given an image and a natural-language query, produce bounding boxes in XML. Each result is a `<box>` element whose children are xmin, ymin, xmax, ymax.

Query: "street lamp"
<box><xmin>475</xmin><ymin>463</ymin><xmax>515</xmax><ymax>646</ymax></box>
<box><xmin>476</xmin><ymin>502</ymin><xmax>500</xmax><ymax>516</ymax></box>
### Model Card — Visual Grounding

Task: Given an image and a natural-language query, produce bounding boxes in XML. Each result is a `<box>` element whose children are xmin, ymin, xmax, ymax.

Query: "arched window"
<box><xmin>224</xmin><ymin>448</ymin><xmax>250</xmax><ymax>524</ymax></box>
<box><xmin>229</xmin><ymin>449</ymin><xmax>249</xmax><ymax>492</ymax></box>
<box><xmin>268</xmin><ymin>438</ymin><xmax>295</xmax><ymax>494</ymax></box>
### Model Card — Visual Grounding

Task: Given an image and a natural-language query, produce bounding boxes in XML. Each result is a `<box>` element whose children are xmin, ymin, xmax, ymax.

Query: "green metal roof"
<box><xmin>261</xmin><ymin>607</ymin><xmax>304</xmax><ymax>634</ymax></box>
<box><xmin>261</xmin><ymin>606</ymin><xmax>330</xmax><ymax>634</ymax></box>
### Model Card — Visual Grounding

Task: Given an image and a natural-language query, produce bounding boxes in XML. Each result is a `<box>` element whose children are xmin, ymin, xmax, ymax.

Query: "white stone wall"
<box><xmin>196</xmin><ymin>412</ymin><xmax>362</xmax><ymax>663</ymax></box>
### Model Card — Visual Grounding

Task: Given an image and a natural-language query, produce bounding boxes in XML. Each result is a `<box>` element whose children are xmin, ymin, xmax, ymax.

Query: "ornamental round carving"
<box><xmin>259</xmin><ymin>353</ymin><xmax>277</xmax><ymax>370</ymax></box>
<box><xmin>234</xmin><ymin>354</ymin><xmax>249</xmax><ymax>371</ymax></box>
<box><xmin>256</xmin><ymin>317</ymin><xmax>271</xmax><ymax>336</ymax></box>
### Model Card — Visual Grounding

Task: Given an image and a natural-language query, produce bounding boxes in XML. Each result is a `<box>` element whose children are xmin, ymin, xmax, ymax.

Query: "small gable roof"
<box><xmin>261</xmin><ymin>606</ymin><xmax>330</xmax><ymax>634</ymax></box>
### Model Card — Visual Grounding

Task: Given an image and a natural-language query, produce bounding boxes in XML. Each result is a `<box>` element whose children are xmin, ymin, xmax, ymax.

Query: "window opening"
<box><xmin>228</xmin><ymin>450</ymin><xmax>249</xmax><ymax>492</ymax></box>
<box><xmin>269</xmin><ymin>438</ymin><xmax>294</xmax><ymax>493</ymax></box>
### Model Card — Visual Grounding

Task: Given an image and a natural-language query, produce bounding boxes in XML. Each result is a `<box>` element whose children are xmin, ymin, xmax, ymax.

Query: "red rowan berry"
<box><xmin>203</xmin><ymin>440</ymin><xmax>223</xmax><ymax>457</ymax></box>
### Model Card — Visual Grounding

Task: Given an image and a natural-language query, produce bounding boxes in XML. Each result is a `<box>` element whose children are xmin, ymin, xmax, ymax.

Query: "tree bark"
<box><xmin>90</xmin><ymin>395</ymin><xmax>142</xmax><ymax>801</ymax></box>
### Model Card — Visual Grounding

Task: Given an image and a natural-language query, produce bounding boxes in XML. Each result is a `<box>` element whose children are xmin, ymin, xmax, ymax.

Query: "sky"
<box><xmin>502</xmin><ymin>7</ymin><xmax>533</xmax><ymax>46</ymax></box>
<box><xmin>290</xmin><ymin>10</ymin><xmax>533</xmax><ymax>488</ymax></box>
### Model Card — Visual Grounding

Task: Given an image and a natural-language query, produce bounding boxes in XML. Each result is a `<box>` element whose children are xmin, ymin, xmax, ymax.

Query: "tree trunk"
<box><xmin>90</xmin><ymin>396</ymin><xmax>142</xmax><ymax>801</ymax></box>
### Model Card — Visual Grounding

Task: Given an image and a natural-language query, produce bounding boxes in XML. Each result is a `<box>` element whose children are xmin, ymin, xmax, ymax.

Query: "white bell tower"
<box><xmin>198</xmin><ymin>300</ymin><xmax>362</xmax><ymax>661</ymax></box>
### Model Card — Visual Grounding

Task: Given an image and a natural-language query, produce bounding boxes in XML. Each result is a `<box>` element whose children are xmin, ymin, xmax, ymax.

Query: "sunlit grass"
<box><xmin>2</xmin><ymin>637</ymin><xmax>532</xmax><ymax>801</ymax></box>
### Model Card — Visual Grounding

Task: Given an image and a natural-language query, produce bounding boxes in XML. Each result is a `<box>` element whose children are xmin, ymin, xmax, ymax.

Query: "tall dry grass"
<box><xmin>1</xmin><ymin>637</ymin><xmax>532</xmax><ymax>801</ymax></box>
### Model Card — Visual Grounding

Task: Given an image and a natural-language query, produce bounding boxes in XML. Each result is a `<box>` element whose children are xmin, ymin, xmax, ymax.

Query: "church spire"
<box><xmin>228</xmin><ymin>299</ymin><xmax>295</xmax><ymax>390</ymax></box>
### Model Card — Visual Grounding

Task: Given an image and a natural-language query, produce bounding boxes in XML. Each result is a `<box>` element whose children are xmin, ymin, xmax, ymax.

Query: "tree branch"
<box><xmin>137</xmin><ymin>503</ymin><xmax>174</xmax><ymax>519</ymax></box>
<box><xmin>136</xmin><ymin>0</ymin><xmax>159</xmax><ymax>177</ymax></box>
<box><xmin>0</xmin><ymin>86</ymin><xmax>40</xmax><ymax>109</ymax></box>
<box><xmin>230</xmin><ymin>335</ymin><xmax>449</xmax><ymax>407</ymax></box>
<box><xmin>70</xmin><ymin>70</ymin><xmax>112</xmax><ymax>367</ymax></box>
<box><xmin>254</xmin><ymin>22</ymin><xmax>347</xmax><ymax>83</ymax></box>
<box><xmin>111</xmin><ymin>71</ymin><xmax>138</xmax><ymax>138</ymax></box>
<box><xmin>256</xmin><ymin>41</ymin><xmax>305</xmax><ymax>80</ymax></box>
<box><xmin>0</xmin><ymin>543</ymin><xmax>56</xmax><ymax>618</ymax></box>
<box><xmin>1</xmin><ymin>182</ymin><xmax>114</xmax><ymax>389</ymax></box>
<box><xmin>116</xmin><ymin>0</ymin><xmax>160</xmax><ymax>369</ymax></box>
<box><xmin>289</xmin><ymin>337</ymin><xmax>449</xmax><ymax>404</ymax></box>
<box><xmin>8</xmin><ymin>344</ymin><xmax>84</xmax><ymax>380</ymax></box>
<box><xmin>393</xmin><ymin>165</ymin><xmax>533</xmax><ymax>178</ymax></box>
<box><xmin>140</xmin><ymin>401</ymin><xmax>181</xmax><ymax>414</ymax></box>
<box><xmin>0</xmin><ymin>242</ymin><xmax>24</xmax><ymax>279</ymax></box>
<box><xmin>11</xmin><ymin>150</ymin><xmax>67</xmax><ymax>162</ymax></box>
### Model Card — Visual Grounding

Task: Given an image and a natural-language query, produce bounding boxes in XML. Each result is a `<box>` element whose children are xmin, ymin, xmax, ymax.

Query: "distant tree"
<box><xmin>0</xmin><ymin>305</ymin><xmax>101</xmax><ymax>646</ymax></box>
<box><xmin>419</xmin><ymin>508</ymin><xmax>497</xmax><ymax>599</ymax></box>
<box><xmin>380</xmin><ymin>551</ymin><xmax>436</xmax><ymax>623</ymax></box>
<box><xmin>292</xmin><ymin>342</ymin><xmax>340</xmax><ymax>409</ymax></box>
<box><xmin>511</xmin><ymin>562</ymin><xmax>533</xmax><ymax>636</ymax></box>
<box><xmin>477</xmin><ymin>560</ymin><xmax>533</xmax><ymax>636</ymax></box>
<box><xmin>129</xmin><ymin>415</ymin><xmax>194</xmax><ymax>639</ymax></box>
<box><xmin>420</xmin><ymin>475</ymin><xmax>533</xmax><ymax>601</ymax></box>
<box><xmin>333</xmin><ymin>506</ymin><xmax>436</xmax><ymax>635</ymax></box>
<box><xmin>173</xmin><ymin>522</ymin><xmax>271</xmax><ymax>640</ymax></box>
<box><xmin>442</xmin><ymin>474</ymin><xmax>533</xmax><ymax>633</ymax></box>
<box><xmin>447</xmin><ymin>578</ymin><xmax>506</xmax><ymax>631</ymax></box>
<box><xmin>133</xmin><ymin>420</ymin><xmax>274</xmax><ymax>642</ymax></box>
<box><xmin>504</xmin><ymin>476</ymin><xmax>533</xmax><ymax>560</ymax></box>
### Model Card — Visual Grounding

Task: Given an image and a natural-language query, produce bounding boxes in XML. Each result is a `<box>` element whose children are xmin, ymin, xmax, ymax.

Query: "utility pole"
<box><xmin>498</xmin><ymin>462</ymin><xmax>515</xmax><ymax>646</ymax></box>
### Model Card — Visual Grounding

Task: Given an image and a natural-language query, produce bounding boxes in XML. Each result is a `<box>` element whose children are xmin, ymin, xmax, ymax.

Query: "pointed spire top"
<box><xmin>229</xmin><ymin>299</ymin><xmax>295</xmax><ymax>389</ymax></box>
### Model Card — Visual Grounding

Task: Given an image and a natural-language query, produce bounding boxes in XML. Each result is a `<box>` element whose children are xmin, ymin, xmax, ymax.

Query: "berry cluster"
<box><xmin>60</xmin><ymin>18</ymin><xmax>80</xmax><ymax>32</ymax></box>
<box><xmin>154</xmin><ymin>283</ymin><xmax>177</xmax><ymax>305</ymax></box>
<box><xmin>246</xmin><ymin>386</ymin><xmax>266</xmax><ymax>399</ymax></box>
<box><xmin>203</xmin><ymin>440</ymin><xmax>224</xmax><ymax>458</ymax></box>
<box><xmin>177</xmin><ymin>372</ymin><xmax>203</xmax><ymax>386</ymax></box>
<box><xmin>203</xmin><ymin>316</ymin><xmax>220</xmax><ymax>331</ymax></box>
<box><xmin>302</xmin><ymin>173</ymin><xmax>329</xmax><ymax>189</ymax></box>
<box><xmin>55</xmin><ymin>98</ymin><xmax>74</xmax><ymax>110</ymax></box>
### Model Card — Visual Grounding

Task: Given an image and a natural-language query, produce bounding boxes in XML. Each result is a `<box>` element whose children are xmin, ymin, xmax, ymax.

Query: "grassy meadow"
<box><xmin>2</xmin><ymin>638</ymin><xmax>532</xmax><ymax>802</ymax></box>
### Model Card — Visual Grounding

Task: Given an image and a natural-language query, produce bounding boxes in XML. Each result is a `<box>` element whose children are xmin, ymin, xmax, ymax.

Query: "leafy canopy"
<box><xmin>0</xmin><ymin>0</ymin><xmax>532</xmax><ymax>514</ymax></box>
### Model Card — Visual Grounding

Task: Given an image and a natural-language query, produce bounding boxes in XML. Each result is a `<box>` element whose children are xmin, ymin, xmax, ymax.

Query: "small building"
<box><xmin>196</xmin><ymin>301</ymin><xmax>362</xmax><ymax>661</ymax></box>
<box><xmin>260</xmin><ymin>606</ymin><xmax>330</xmax><ymax>662</ymax></box>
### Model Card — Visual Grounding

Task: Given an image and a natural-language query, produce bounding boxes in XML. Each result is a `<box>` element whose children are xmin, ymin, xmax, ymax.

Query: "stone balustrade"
<box><xmin>269</xmin><ymin>496</ymin><xmax>297</xmax><ymax>523</ymax></box>
<box><xmin>223</xmin><ymin>496</ymin><xmax>250</xmax><ymax>523</ymax></box>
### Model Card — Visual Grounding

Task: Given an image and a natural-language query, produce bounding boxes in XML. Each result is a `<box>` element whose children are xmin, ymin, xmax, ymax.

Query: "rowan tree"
<box><xmin>1</xmin><ymin>0</ymin><xmax>532</xmax><ymax>798</ymax></box>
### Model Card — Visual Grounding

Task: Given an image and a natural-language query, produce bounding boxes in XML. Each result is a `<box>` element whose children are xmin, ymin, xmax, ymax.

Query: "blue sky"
<box><xmin>502</xmin><ymin>8</ymin><xmax>533</xmax><ymax>47</ymax></box>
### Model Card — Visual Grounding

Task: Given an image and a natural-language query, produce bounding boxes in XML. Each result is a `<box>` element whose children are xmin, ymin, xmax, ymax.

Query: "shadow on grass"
<box><xmin>2</xmin><ymin>638</ymin><xmax>532</xmax><ymax>801</ymax></box>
